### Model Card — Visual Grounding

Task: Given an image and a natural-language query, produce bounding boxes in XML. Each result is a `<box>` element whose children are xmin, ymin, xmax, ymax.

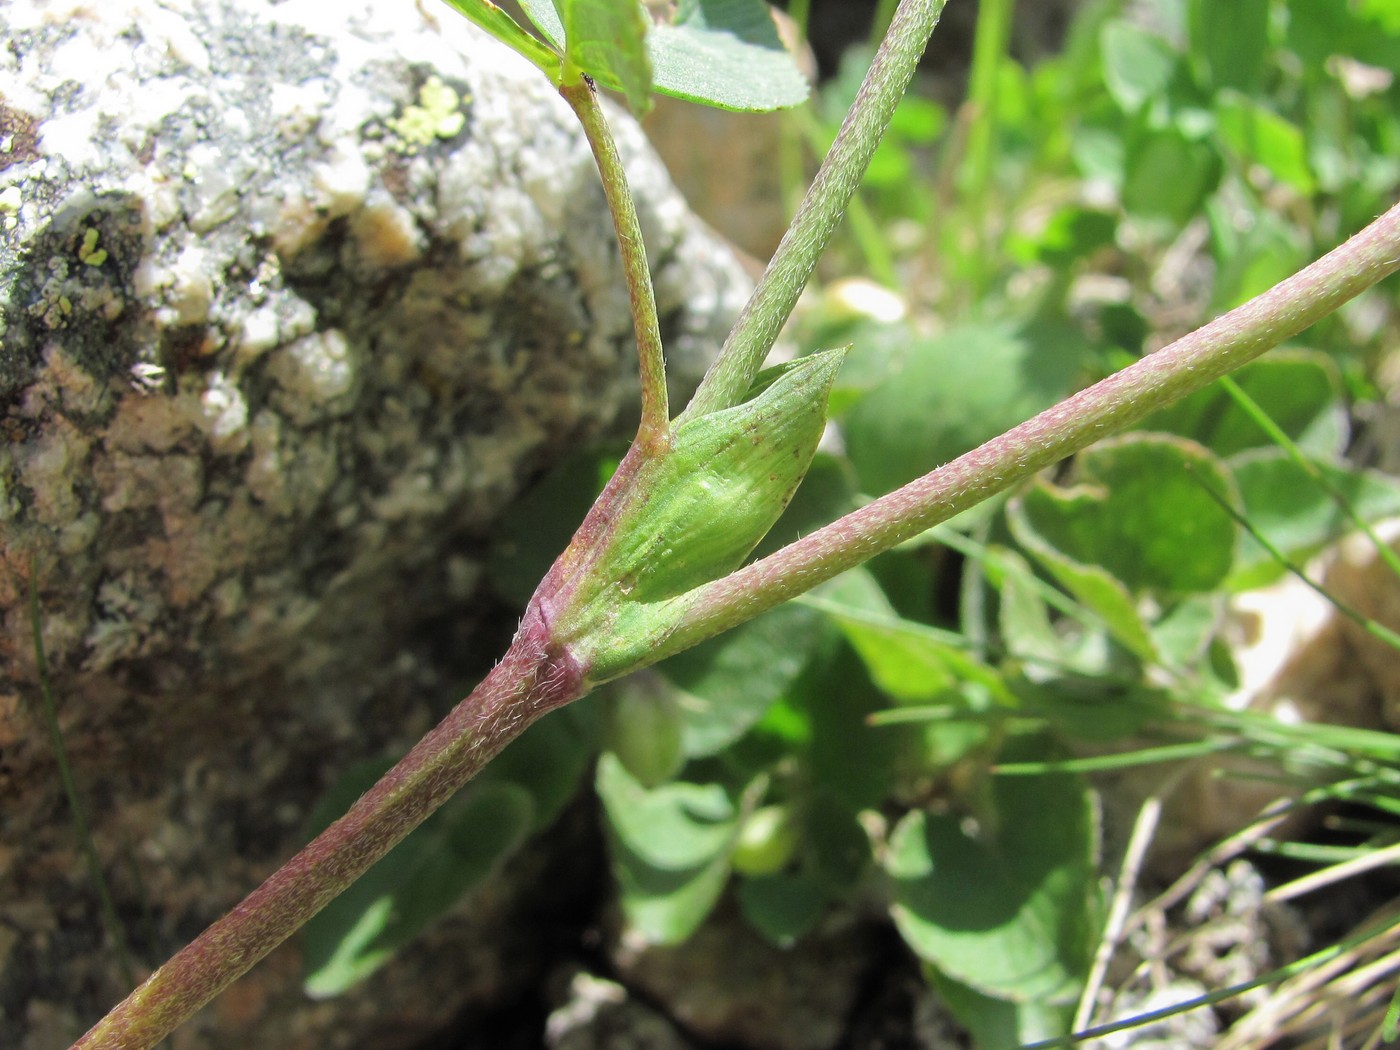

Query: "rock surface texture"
<box><xmin>0</xmin><ymin>0</ymin><xmax>749</xmax><ymax>1044</ymax></box>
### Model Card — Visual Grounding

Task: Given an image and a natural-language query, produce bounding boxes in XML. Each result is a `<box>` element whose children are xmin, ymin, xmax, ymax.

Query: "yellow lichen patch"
<box><xmin>0</xmin><ymin>185</ymin><xmax>20</xmax><ymax>231</ymax></box>
<box><xmin>78</xmin><ymin>227</ymin><xmax>109</xmax><ymax>267</ymax></box>
<box><xmin>389</xmin><ymin>75</ymin><xmax>469</xmax><ymax>150</ymax></box>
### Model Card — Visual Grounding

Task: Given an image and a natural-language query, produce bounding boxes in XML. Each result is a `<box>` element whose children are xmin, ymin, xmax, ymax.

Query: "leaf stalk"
<box><xmin>560</xmin><ymin>77</ymin><xmax>669</xmax><ymax>445</ymax></box>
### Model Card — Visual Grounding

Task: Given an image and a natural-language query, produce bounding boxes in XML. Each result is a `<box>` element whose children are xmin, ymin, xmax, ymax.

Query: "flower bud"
<box><xmin>552</xmin><ymin>346</ymin><xmax>847</xmax><ymax>684</ymax></box>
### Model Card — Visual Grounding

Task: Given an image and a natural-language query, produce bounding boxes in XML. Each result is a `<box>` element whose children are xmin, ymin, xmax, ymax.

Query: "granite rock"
<box><xmin>0</xmin><ymin>0</ymin><xmax>749</xmax><ymax>1044</ymax></box>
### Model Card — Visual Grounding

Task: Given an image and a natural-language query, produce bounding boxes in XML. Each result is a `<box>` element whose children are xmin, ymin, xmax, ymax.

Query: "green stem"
<box><xmin>72</xmin><ymin>610</ymin><xmax>583</xmax><ymax>1050</ymax></box>
<box><xmin>681</xmin><ymin>0</ymin><xmax>947</xmax><ymax>420</ymax></box>
<box><xmin>560</xmin><ymin>78</ymin><xmax>669</xmax><ymax>446</ymax></box>
<box><xmin>653</xmin><ymin>199</ymin><xmax>1400</xmax><ymax>663</ymax></box>
<box><xmin>959</xmin><ymin>0</ymin><xmax>1014</xmax><ymax>296</ymax></box>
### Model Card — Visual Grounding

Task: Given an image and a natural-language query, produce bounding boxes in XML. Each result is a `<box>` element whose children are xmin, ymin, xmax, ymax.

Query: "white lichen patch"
<box><xmin>313</xmin><ymin>141</ymin><xmax>372</xmax><ymax>218</ymax></box>
<box><xmin>269</xmin><ymin>329</ymin><xmax>359</xmax><ymax>423</ymax></box>
<box><xmin>16</xmin><ymin>414</ymin><xmax>91</xmax><ymax>526</ymax></box>
<box><xmin>164</xmin><ymin>245</ymin><xmax>216</xmax><ymax>325</ymax></box>
<box><xmin>84</xmin><ymin>571</ymin><xmax>164</xmax><ymax>671</ymax></box>
<box><xmin>198</xmin><ymin>371</ymin><xmax>249</xmax><ymax>452</ymax></box>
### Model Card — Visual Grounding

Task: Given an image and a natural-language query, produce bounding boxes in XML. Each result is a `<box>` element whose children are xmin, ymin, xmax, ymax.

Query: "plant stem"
<box><xmin>72</xmin><ymin>606</ymin><xmax>584</xmax><ymax>1050</ymax></box>
<box><xmin>653</xmin><ymin>199</ymin><xmax>1400</xmax><ymax>663</ymax></box>
<box><xmin>681</xmin><ymin>0</ymin><xmax>947</xmax><ymax>420</ymax></box>
<box><xmin>560</xmin><ymin>78</ymin><xmax>669</xmax><ymax>446</ymax></box>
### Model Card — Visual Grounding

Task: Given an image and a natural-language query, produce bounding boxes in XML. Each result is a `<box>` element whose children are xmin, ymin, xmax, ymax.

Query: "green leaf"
<box><xmin>437</xmin><ymin>0</ymin><xmax>562</xmax><ymax>80</ymax></box>
<box><xmin>659</xmin><ymin>602</ymin><xmax>827</xmax><ymax>759</ymax></box>
<box><xmin>1150</xmin><ymin>593</ymin><xmax>1226</xmax><ymax>672</ymax></box>
<box><xmin>561</xmin><ymin>0</ymin><xmax>653</xmax><ymax>115</ymax></box>
<box><xmin>800</xmin><ymin>644</ymin><xmax>906</xmax><ymax>809</ymax></box>
<box><xmin>1001</xmin><ymin>521</ymin><xmax>1157</xmax><ymax>664</ymax></box>
<box><xmin>738</xmin><ymin>870</ymin><xmax>829</xmax><ymax>945</ymax></box>
<box><xmin>596</xmin><ymin>754</ymin><xmax>740</xmax><ymax>942</ymax></box>
<box><xmin>1207</xmin><ymin>203</ymin><xmax>1310</xmax><ymax>310</ymax></box>
<box><xmin>1137</xmin><ymin>352</ymin><xmax>1345</xmax><ymax>460</ymax></box>
<box><xmin>844</xmin><ymin>323</ymin><xmax>1095</xmax><ymax>496</ymax></box>
<box><xmin>303</xmin><ymin>779</ymin><xmax>535</xmax><ymax>997</ymax></box>
<box><xmin>1188</xmin><ymin>0</ymin><xmax>1270</xmax><ymax>94</ymax></box>
<box><xmin>929</xmin><ymin>968</ymin><xmax>1074</xmax><ymax>1048</ymax></box>
<box><xmin>521</xmin><ymin>0</ymin><xmax>808</xmax><ymax>112</ymax></box>
<box><xmin>603</xmin><ymin>683</ymin><xmax>686</xmax><ymax>787</ymax></box>
<box><xmin>1229</xmin><ymin>451</ymin><xmax>1400</xmax><ymax>589</ymax></box>
<box><xmin>805</xmin><ymin>568</ymin><xmax>1012</xmax><ymax>706</ymax></box>
<box><xmin>1215</xmin><ymin>93</ymin><xmax>1317</xmax><ymax>195</ymax></box>
<box><xmin>1099</xmin><ymin>20</ymin><xmax>1178</xmax><ymax>114</ymax></box>
<box><xmin>648</xmin><ymin>0</ymin><xmax>809</xmax><ymax>111</ymax></box>
<box><xmin>1010</xmin><ymin>434</ymin><xmax>1239</xmax><ymax>596</ymax></box>
<box><xmin>886</xmin><ymin>739</ymin><xmax>1099</xmax><ymax>1004</ymax></box>
<box><xmin>597</xmin><ymin>752</ymin><xmax>737</xmax><ymax>869</ymax></box>
<box><xmin>1121</xmin><ymin>126</ymin><xmax>1221</xmax><ymax>224</ymax></box>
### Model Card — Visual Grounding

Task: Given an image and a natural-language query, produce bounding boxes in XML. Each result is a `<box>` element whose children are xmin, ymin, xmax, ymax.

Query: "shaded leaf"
<box><xmin>844</xmin><ymin>322</ymin><xmax>1096</xmax><ymax>496</ymax></box>
<box><xmin>1230</xmin><ymin>451</ymin><xmax>1400</xmax><ymax>589</ymax></box>
<box><xmin>886</xmin><ymin>739</ymin><xmax>1099</xmax><ymax>1003</ymax></box>
<box><xmin>1011</xmin><ymin>434</ymin><xmax>1238</xmax><ymax>597</ymax></box>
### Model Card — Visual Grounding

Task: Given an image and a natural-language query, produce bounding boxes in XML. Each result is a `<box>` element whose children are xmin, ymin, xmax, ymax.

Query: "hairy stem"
<box><xmin>72</xmin><ymin>607</ymin><xmax>583</xmax><ymax>1050</ymax></box>
<box><xmin>656</xmin><ymin>199</ymin><xmax>1400</xmax><ymax>661</ymax></box>
<box><xmin>681</xmin><ymin>0</ymin><xmax>947</xmax><ymax>419</ymax></box>
<box><xmin>561</xmin><ymin>78</ymin><xmax>669</xmax><ymax>445</ymax></box>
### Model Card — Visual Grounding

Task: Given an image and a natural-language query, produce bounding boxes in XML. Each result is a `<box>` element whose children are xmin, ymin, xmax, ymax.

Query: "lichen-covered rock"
<box><xmin>0</xmin><ymin>0</ymin><xmax>749</xmax><ymax>1044</ymax></box>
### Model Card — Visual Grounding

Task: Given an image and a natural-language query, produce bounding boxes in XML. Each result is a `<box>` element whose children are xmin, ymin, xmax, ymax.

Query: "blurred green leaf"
<box><xmin>1188</xmin><ymin>0</ymin><xmax>1270</xmax><ymax>94</ymax></box>
<box><xmin>1138</xmin><ymin>352</ymin><xmax>1345</xmax><ymax>459</ymax></box>
<box><xmin>562</xmin><ymin>0</ymin><xmax>653</xmax><ymax>115</ymax></box>
<box><xmin>1230</xmin><ymin>451</ymin><xmax>1400</xmax><ymax>589</ymax></box>
<box><xmin>929</xmin><ymin>967</ymin><xmax>1074</xmax><ymax>1048</ymax></box>
<box><xmin>659</xmin><ymin>602</ymin><xmax>827</xmax><ymax>759</ymax></box>
<box><xmin>886</xmin><ymin>738</ymin><xmax>1099</xmax><ymax>1003</ymax></box>
<box><xmin>1002</xmin><ymin>519</ymin><xmax>1156</xmax><ymax>664</ymax></box>
<box><xmin>1010</xmin><ymin>434</ymin><xmax>1239</xmax><ymax>596</ymax></box>
<box><xmin>598</xmin><ymin>752</ymin><xmax>737</xmax><ymax>869</ymax></box>
<box><xmin>597</xmin><ymin>754</ymin><xmax>741</xmax><ymax>943</ymax></box>
<box><xmin>738</xmin><ymin>870</ymin><xmax>829</xmax><ymax>945</ymax></box>
<box><xmin>1100</xmin><ymin>21</ymin><xmax>1178</xmax><ymax>113</ymax></box>
<box><xmin>1215</xmin><ymin>93</ymin><xmax>1317</xmax><ymax>194</ymax></box>
<box><xmin>807</xmin><ymin>568</ymin><xmax>1011</xmax><ymax>706</ymax></box>
<box><xmin>844</xmin><ymin>323</ymin><xmax>1095</xmax><ymax>495</ymax></box>
<box><xmin>1122</xmin><ymin>126</ymin><xmax>1221</xmax><ymax>223</ymax></box>
<box><xmin>603</xmin><ymin>683</ymin><xmax>686</xmax><ymax>788</ymax></box>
